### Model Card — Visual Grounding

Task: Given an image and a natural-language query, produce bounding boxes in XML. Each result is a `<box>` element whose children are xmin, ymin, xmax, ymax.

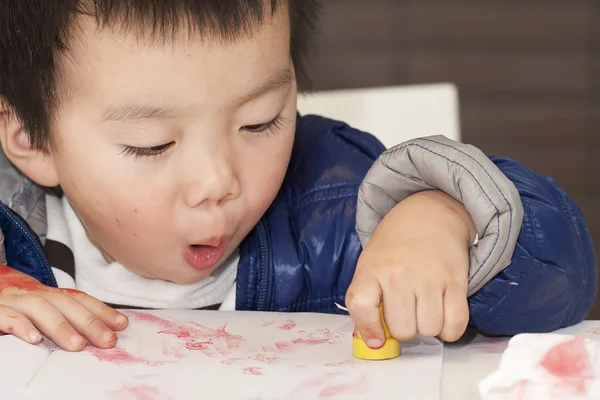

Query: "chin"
<box><xmin>163</xmin><ymin>269</ymin><xmax>215</xmax><ymax>285</ymax></box>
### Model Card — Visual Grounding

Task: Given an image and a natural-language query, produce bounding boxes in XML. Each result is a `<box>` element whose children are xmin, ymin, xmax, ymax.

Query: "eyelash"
<box><xmin>121</xmin><ymin>115</ymin><xmax>285</xmax><ymax>159</ymax></box>
<box><xmin>120</xmin><ymin>142</ymin><xmax>174</xmax><ymax>160</ymax></box>
<box><xmin>243</xmin><ymin>115</ymin><xmax>285</xmax><ymax>136</ymax></box>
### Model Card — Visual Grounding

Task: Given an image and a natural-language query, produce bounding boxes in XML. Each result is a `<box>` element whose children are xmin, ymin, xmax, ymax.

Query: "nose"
<box><xmin>183</xmin><ymin>145</ymin><xmax>241</xmax><ymax>208</ymax></box>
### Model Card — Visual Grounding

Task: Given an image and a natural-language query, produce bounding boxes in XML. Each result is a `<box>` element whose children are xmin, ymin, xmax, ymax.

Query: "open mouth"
<box><xmin>183</xmin><ymin>239</ymin><xmax>228</xmax><ymax>271</ymax></box>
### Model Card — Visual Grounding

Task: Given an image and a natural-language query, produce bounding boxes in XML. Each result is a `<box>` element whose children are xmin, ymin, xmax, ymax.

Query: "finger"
<box><xmin>381</xmin><ymin>277</ymin><xmax>417</xmax><ymax>342</ymax></box>
<box><xmin>345</xmin><ymin>272</ymin><xmax>384</xmax><ymax>348</ymax></box>
<box><xmin>439</xmin><ymin>284</ymin><xmax>469</xmax><ymax>342</ymax></box>
<box><xmin>45</xmin><ymin>291</ymin><xmax>117</xmax><ymax>349</ymax></box>
<box><xmin>59</xmin><ymin>289</ymin><xmax>128</xmax><ymax>331</ymax></box>
<box><xmin>5</xmin><ymin>294</ymin><xmax>87</xmax><ymax>351</ymax></box>
<box><xmin>415</xmin><ymin>282</ymin><xmax>444</xmax><ymax>337</ymax></box>
<box><xmin>0</xmin><ymin>305</ymin><xmax>43</xmax><ymax>344</ymax></box>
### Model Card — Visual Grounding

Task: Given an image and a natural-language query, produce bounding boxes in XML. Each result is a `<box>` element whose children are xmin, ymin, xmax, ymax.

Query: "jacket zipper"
<box><xmin>256</xmin><ymin>220</ymin><xmax>271</xmax><ymax>311</ymax></box>
<box><xmin>0</xmin><ymin>203</ymin><xmax>57</xmax><ymax>287</ymax></box>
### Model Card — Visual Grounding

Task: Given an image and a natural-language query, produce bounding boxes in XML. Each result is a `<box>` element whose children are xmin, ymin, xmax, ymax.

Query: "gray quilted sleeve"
<box><xmin>356</xmin><ymin>136</ymin><xmax>524</xmax><ymax>296</ymax></box>
<box><xmin>0</xmin><ymin>228</ymin><xmax>6</xmax><ymax>265</ymax></box>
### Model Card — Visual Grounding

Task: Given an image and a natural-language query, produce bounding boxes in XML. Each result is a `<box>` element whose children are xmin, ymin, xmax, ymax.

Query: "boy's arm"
<box><xmin>356</xmin><ymin>136</ymin><xmax>597</xmax><ymax>335</ymax></box>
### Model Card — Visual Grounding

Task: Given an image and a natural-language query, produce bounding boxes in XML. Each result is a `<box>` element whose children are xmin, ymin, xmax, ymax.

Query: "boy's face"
<box><xmin>47</xmin><ymin>10</ymin><xmax>296</xmax><ymax>283</ymax></box>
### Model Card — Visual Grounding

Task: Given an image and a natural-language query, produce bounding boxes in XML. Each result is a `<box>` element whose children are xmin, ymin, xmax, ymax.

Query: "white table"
<box><xmin>4</xmin><ymin>318</ymin><xmax>598</xmax><ymax>399</ymax></box>
<box><xmin>441</xmin><ymin>320</ymin><xmax>600</xmax><ymax>399</ymax></box>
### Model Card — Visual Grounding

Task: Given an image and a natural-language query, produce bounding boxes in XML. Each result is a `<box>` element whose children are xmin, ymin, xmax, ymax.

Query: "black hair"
<box><xmin>0</xmin><ymin>0</ymin><xmax>320</xmax><ymax>149</ymax></box>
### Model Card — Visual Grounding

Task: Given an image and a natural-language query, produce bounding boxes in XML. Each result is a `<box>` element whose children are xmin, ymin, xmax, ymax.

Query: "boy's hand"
<box><xmin>0</xmin><ymin>265</ymin><xmax>128</xmax><ymax>351</ymax></box>
<box><xmin>346</xmin><ymin>190</ymin><xmax>476</xmax><ymax>346</ymax></box>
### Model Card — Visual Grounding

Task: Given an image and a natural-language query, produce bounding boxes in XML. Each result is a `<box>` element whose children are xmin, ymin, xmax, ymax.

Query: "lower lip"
<box><xmin>183</xmin><ymin>240</ymin><xmax>228</xmax><ymax>271</ymax></box>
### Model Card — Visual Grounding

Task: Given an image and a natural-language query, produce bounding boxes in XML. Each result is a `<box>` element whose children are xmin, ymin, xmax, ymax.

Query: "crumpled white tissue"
<box><xmin>479</xmin><ymin>333</ymin><xmax>600</xmax><ymax>400</ymax></box>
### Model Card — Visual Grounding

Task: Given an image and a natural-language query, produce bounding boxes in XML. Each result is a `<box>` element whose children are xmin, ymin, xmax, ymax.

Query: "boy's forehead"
<box><xmin>57</xmin><ymin>6</ymin><xmax>293</xmax><ymax>115</ymax></box>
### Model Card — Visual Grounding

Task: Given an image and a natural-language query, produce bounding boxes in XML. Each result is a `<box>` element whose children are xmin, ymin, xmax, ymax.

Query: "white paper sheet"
<box><xmin>1</xmin><ymin>310</ymin><xmax>443</xmax><ymax>400</ymax></box>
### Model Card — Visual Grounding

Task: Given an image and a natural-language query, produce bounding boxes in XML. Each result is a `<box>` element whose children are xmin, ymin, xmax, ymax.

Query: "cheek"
<box><xmin>64</xmin><ymin>172</ymin><xmax>166</xmax><ymax>251</ymax></box>
<box><xmin>240</xmin><ymin>138</ymin><xmax>292</xmax><ymax>215</ymax></box>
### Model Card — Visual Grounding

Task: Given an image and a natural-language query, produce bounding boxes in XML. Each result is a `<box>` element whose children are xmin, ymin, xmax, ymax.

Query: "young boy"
<box><xmin>0</xmin><ymin>1</ymin><xmax>595</xmax><ymax>353</ymax></box>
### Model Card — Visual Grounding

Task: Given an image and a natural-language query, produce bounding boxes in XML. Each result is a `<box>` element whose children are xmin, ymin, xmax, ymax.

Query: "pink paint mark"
<box><xmin>515</xmin><ymin>380</ymin><xmax>529</xmax><ymax>400</ymax></box>
<box><xmin>324</xmin><ymin>360</ymin><xmax>357</xmax><ymax>367</ymax></box>
<box><xmin>0</xmin><ymin>265</ymin><xmax>47</xmax><ymax>293</ymax></box>
<box><xmin>161</xmin><ymin>345</ymin><xmax>185</xmax><ymax>359</ymax></box>
<box><xmin>59</xmin><ymin>288</ymin><xmax>84</xmax><ymax>296</ymax></box>
<box><xmin>108</xmin><ymin>384</ymin><xmax>173</xmax><ymax>400</ymax></box>
<box><xmin>472</xmin><ymin>339</ymin><xmax>509</xmax><ymax>354</ymax></box>
<box><xmin>86</xmin><ymin>346</ymin><xmax>163</xmax><ymax>366</ymax></box>
<box><xmin>249</xmin><ymin>353</ymin><xmax>280</xmax><ymax>364</ymax></box>
<box><xmin>221</xmin><ymin>357</ymin><xmax>246</xmax><ymax>366</ymax></box>
<box><xmin>288</xmin><ymin>372</ymin><xmax>370</xmax><ymax>399</ymax></box>
<box><xmin>277</xmin><ymin>320</ymin><xmax>297</xmax><ymax>331</ymax></box>
<box><xmin>126</xmin><ymin>311</ymin><xmax>244</xmax><ymax>358</ymax></box>
<box><xmin>539</xmin><ymin>335</ymin><xmax>594</xmax><ymax>397</ymax></box>
<box><xmin>243</xmin><ymin>367</ymin><xmax>264</xmax><ymax>376</ymax></box>
<box><xmin>262</xmin><ymin>328</ymin><xmax>345</xmax><ymax>354</ymax></box>
<box><xmin>319</xmin><ymin>375</ymin><xmax>369</xmax><ymax>398</ymax></box>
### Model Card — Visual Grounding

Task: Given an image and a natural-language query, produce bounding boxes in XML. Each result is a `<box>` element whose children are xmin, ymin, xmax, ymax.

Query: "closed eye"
<box><xmin>242</xmin><ymin>115</ymin><xmax>284</xmax><ymax>135</ymax></box>
<box><xmin>120</xmin><ymin>142</ymin><xmax>175</xmax><ymax>159</ymax></box>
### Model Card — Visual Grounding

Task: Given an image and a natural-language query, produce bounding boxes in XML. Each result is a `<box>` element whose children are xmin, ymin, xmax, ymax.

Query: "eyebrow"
<box><xmin>98</xmin><ymin>103</ymin><xmax>176</xmax><ymax>123</ymax></box>
<box><xmin>98</xmin><ymin>68</ymin><xmax>294</xmax><ymax>123</ymax></box>
<box><xmin>234</xmin><ymin>68</ymin><xmax>295</xmax><ymax>107</ymax></box>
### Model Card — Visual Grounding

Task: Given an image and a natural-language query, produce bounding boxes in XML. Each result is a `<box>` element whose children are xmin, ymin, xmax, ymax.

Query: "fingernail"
<box><xmin>366</xmin><ymin>338</ymin><xmax>383</xmax><ymax>349</ymax></box>
<box><xmin>71</xmin><ymin>335</ymin><xmax>85</xmax><ymax>348</ymax></box>
<box><xmin>29</xmin><ymin>331</ymin><xmax>42</xmax><ymax>343</ymax></box>
<box><xmin>103</xmin><ymin>330</ymin><xmax>116</xmax><ymax>343</ymax></box>
<box><xmin>115</xmin><ymin>314</ymin><xmax>127</xmax><ymax>325</ymax></box>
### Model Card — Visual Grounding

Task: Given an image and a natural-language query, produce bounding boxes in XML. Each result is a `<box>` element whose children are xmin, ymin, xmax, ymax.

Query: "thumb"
<box><xmin>345</xmin><ymin>272</ymin><xmax>385</xmax><ymax>349</ymax></box>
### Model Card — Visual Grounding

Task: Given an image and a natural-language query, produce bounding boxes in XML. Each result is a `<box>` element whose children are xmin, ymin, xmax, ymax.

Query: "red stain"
<box><xmin>249</xmin><ymin>353</ymin><xmax>280</xmax><ymax>364</ymax></box>
<box><xmin>277</xmin><ymin>320</ymin><xmax>297</xmax><ymax>331</ymax></box>
<box><xmin>161</xmin><ymin>345</ymin><xmax>184</xmax><ymax>359</ymax></box>
<box><xmin>221</xmin><ymin>357</ymin><xmax>246</xmax><ymax>366</ymax></box>
<box><xmin>539</xmin><ymin>335</ymin><xmax>594</xmax><ymax>396</ymax></box>
<box><xmin>262</xmin><ymin>328</ymin><xmax>344</xmax><ymax>354</ymax></box>
<box><xmin>289</xmin><ymin>372</ymin><xmax>370</xmax><ymax>399</ymax></box>
<box><xmin>324</xmin><ymin>360</ymin><xmax>356</xmax><ymax>367</ymax></box>
<box><xmin>108</xmin><ymin>384</ymin><xmax>173</xmax><ymax>400</ymax></box>
<box><xmin>243</xmin><ymin>367</ymin><xmax>263</xmax><ymax>376</ymax></box>
<box><xmin>0</xmin><ymin>265</ymin><xmax>14</xmax><ymax>275</ymax></box>
<box><xmin>472</xmin><ymin>340</ymin><xmax>509</xmax><ymax>354</ymax></box>
<box><xmin>0</xmin><ymin>265</ymin><xmax>87</xmax><ymax>299</ymax></box>
<box><xmin>59</xmin><ymin>288</ymin><xmax>84</xmax><ymax>296</ymax></box>
<box><xmin>86</xmin><ymin>346</ymin><xmax>163</xmax><ymax>366</ymax></box>
<box><xmin>0</xmin><ymin>265</ymin><xmax>46</xmax><ymax>292</ymax></box>
<box><xmin>515</xmin><ymin>380</ymin><xmax>529</xmax><ymax>400</ymax></box>
<box><xmin>126</xmin><ymin>311</ymin><xmax>245</xmax><ymax>358</ymax></box>
<box><xmin>319</xmin><ymin>375</ymin><xmax>369</xmax><ymax>398</ymax></box>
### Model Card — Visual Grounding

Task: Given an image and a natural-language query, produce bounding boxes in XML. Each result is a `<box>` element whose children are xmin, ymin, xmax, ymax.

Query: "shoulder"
<box><xmin>286</xmin><ymin>114</ymin><xmax>386</xmax><ymax>205</ymax></box>
<box><xmin>235</xmin><ymin>115</ymin><xmax>385</xmax><ymax>312</ymax></box>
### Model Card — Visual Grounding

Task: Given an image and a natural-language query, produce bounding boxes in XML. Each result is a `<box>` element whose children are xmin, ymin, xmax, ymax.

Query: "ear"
<box><xmin>0</xmin><ymin>106</ymin><xmax>59</xmax><ymax>187</ymax></box>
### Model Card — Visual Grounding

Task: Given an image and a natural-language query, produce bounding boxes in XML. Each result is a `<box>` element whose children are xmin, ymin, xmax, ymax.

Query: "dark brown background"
<box><xmin>308</xmin><ymin>1</ymin><xmax>600</xmax><ymax>317</ymax></box>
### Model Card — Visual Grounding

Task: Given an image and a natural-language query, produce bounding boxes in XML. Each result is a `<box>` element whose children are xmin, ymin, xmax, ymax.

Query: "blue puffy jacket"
<box><xmin>0</xmin><ymin>115</ymin><xmax>596</xmax><ymax>335</ymax></box>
